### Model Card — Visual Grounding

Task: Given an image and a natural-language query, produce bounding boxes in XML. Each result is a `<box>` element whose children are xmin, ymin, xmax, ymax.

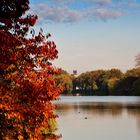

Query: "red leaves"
<box><xmin>18</xmin><ymin>15</ymin><xmax>38</xmax><ymax>26</ymax></box>
<box><xmin>0</xmin><ymin>0</ymin><xmax>62</xmax><ymax>139</ymax></box>
<box><xmin>29</xmin><ymin>15</ymin><xmax>38</xmax><ymax>26</ymax></box>
<box><xmin>46</xmin><ymin>33</ymin><xmax>51</xmax><ymax>38</ymax></box>
<box><xmin>0</xmin><ymin>32</ymin><xmax>61</xmax><ymax>140</ymax></box>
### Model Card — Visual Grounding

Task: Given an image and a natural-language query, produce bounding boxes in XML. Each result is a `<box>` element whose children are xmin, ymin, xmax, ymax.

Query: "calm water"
<box><xmin>55</xmin><ymin>96</ymin><xmax>140</xmax><ymax>140</ymax></box>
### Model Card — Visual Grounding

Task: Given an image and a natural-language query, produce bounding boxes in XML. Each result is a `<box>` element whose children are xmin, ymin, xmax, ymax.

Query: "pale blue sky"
<box><xmin>29</xmin><ymin>0</ymin><xmax>140</xmax><ymax>74</ymax></box>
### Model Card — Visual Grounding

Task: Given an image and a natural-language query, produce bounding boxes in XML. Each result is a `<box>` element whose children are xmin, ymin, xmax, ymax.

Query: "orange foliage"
<box><xmin>0</xmin><ymin>0</ymin><xmax>62</xmax><ymax>139</ymax></box>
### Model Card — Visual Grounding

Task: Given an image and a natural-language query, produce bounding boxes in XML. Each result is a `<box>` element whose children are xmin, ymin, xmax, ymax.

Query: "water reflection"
<box><xmin>56</xmin><ymin>102</ymin><xmax>140</xmax><ymax>117</ymax></box>
<box><xmin>55</xmin><ymin>97</ymin><xmax>140</xmax><ymax>140</ymax></box>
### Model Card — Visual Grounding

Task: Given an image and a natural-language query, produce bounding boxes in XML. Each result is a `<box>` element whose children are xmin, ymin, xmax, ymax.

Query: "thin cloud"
<box><xmin>117</xmin><ymin>1</ymin><xmax>140</xmax><ymax>7</ymax></box>
<box><xmin>86</xmin><ymin>8</ymin><xmax>123</xmax><ymax>21</ymax></box>
<box><xmin>30</xmin><ymin>0</ymin><xmax>139</xmax><ymax>23</ymax></box>
<box><xmin>31</xmin><ymin>4</ymin><xmax>82</xmax><ymax>23</ymax></box>
<box><xmin>50</xmin><ymin>0</ymin><xmax>112</xmax><ymax>5</ymax></box>
<box><xmin>93</xmin><ymin>0</ymin><xmax>112</xmax><ymax>5</ymax></box>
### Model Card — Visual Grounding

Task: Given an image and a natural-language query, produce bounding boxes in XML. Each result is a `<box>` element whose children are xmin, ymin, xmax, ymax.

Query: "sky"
<box><xmin>29</xmin><ymin>0</ymin><xmax>140</xmax><ymax>74</ymax></box>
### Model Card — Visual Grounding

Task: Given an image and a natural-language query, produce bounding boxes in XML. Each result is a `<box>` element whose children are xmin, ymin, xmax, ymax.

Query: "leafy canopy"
<box><xmin>0</xmin><ymin>0</ymin><xmax>62</xmax><ymax>139</ymax></box>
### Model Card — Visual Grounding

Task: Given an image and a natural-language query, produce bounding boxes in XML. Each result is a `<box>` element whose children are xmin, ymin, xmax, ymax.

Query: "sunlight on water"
<box><xmin>55</xmin><ymin>96</ymin><xmax>140</xmax><ymax>140</ymax></box>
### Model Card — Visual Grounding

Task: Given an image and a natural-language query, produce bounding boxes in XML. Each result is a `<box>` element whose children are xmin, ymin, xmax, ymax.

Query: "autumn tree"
<box><xmin>54</xmin><ymin>70</ymin><xmax>73</xmax><ymax>95</ymax></box>
<box><xmin>0</xmin><ymin>0</ymin><xmax>62</xmax><ymax>139</ymax></box>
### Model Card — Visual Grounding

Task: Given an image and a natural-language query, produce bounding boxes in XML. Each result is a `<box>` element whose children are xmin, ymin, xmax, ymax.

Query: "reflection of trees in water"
<box><xmin>55</xmin><ymin>104</ymin><xmax>74</xmax><ymax>116</ymax></box>
<box><xmin>56</xmin><ymin>102</ymin><xmax>140</xmax><ymax>118</ymax></box>
<box><xmin>55</xmin><ymin>102</ymin><xmax>140</xmax><ymax>136</ymax></box>
<box><xmin>74</xmin><ymin>103</ymin><xmax>123</xmax><ymax>117</ymax></box>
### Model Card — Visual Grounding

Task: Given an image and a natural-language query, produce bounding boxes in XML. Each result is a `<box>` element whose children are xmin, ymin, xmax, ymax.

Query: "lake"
<box><xmin>55</xmin><ymin>96</ymin><xmax>140</xmax><ymax>140</ymax></box>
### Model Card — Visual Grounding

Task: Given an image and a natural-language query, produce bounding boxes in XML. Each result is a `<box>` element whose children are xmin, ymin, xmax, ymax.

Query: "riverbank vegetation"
<box><xmin>55</xmin><ymin>68</ymin><xmax>140</xmax><ymax>96</ymax></box>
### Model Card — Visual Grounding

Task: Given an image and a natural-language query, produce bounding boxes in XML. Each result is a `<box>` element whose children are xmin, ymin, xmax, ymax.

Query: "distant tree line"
<box><xmin>54</xmin><ymin>68</ymin><xmax>140</xmax><ymax>96</ymax></box>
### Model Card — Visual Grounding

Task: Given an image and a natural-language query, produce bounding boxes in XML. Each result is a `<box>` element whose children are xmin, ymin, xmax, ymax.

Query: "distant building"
<box><xmin>73</xmin><ymin>70</ymin><xmax>77</xmax><ymax>75</ymax></box>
